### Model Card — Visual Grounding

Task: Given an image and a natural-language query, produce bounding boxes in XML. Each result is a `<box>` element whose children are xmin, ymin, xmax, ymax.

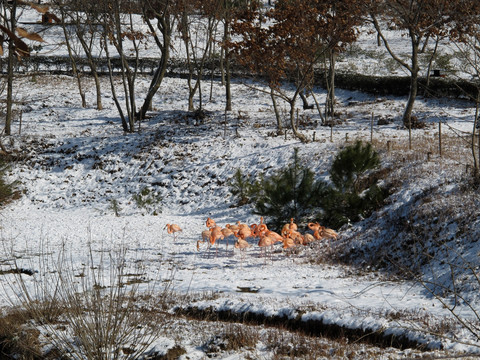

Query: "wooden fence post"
<box><xmin>408</xmin><ymin>120</ymin><xmax>412</xmax><ymax>150</ymax></box>
<box><xmin>370</xmin><ymin>112</ymin><xmax>374</xmax><ymax>143</ymax></box>
<box><xmin>438</xmin><ymin>121</ymin><xmax>442</xmax><ymax>157</ymax></box>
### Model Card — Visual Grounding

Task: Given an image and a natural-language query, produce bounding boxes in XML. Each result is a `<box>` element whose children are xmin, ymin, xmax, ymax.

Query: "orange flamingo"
<box><xmin>308</xmin><ymin>222</ymin><xmax>324</xmax><ymax>240</ymax></box>
<box><xmin>237</xmin><ymin>221</ymin><xmax>250</xmax><ymax>231</ymax></box>
<box><xmin>282</xmin><ymin>236</ymin><xmax>296</xmax><ymax>250</ymax></box>
<box><xmin>303</xmin><ymin>233</ymin><xmax>315</xmax><ymax>245</ymax></box>
<box><xmin>235</xmin><ymin>238</ymin><xmax>251</xmax><ymax>251</ymax></box>
<box><xmin>252</xmin><ymin>217</ymin><xmax>268</xmax><ymax>237</ymax></box>
<box><xmin>221</xmin><ymin>227</ymin><xmax>235</xmax><ymax>250</ymax></box>
<box><xmin>234</xmin><ymin>238</ymin><xmax>251</xmax><ymax>265</ymax></box>
<box><xmin>289</xmin><ymin>218</ymin><xmax>298</xmax><ymax>232</ymax></box>
<box><xmin>258</xmin><ymin>234</ymin><xmax>276</xmax><ymax>262</ymax></box>
<box><xmin>209</xmin><ymin>226</ymin><xmax>224</xmax><ymax>256</ymax></box>
<box><xmin>308</xmin><ymin>222</ymin><xmax>321</xmax><ymax>232</ymax></box>
<box><xmin>225</xmin><ymin>223</ymin><xmax>240</xmax><ymax>232</ymax></box>
<box><xmin>321</xmin><ymin>227</ymin><xmax>338</xmax><ymax>240</ymax></box>
<box><xmin>281</xmin><ymin>218</ymin><xmax>298</xmax><ymax>238</ymax></box>
<box><xmin>235</xmin><ymin>225</ymin><xmax>253</xmax><ymax>241</ymax></box>
<box><xmin>281</xmin><ymin>222</ymin><xmax>291</xmax><ymax>238</ymax></box>
<box><xmin>259</xmin><ymin>228</ymin><xmax>283</xmax><ymax>245</ymax></box>
<box><xmin>165</xmin><ymin>223</ymin><xmax>182</xmax><ymax>241</ymax></box>
<box><xmin>265</xmin><ymin>229</ymin><xmax>282</xmax><ymax>242</ymax></box>
<box><xmin>197</xmin><ymin>229</ymin><xmax>211</xmax><ymax>251</ymax></box>
<box><xmin>320</xmin><ymin>226</ymin><xmax>338</xmax><ymax>248</ymax></box>
<box><xmin>206</xmin><ymin>217</ymin><xmax>216</xmax><ymax>229</ymax></box>
<box><xmin>294</xmin><ymin>233</ymin><xmax>306</xmax><ymax>246</ymax></box>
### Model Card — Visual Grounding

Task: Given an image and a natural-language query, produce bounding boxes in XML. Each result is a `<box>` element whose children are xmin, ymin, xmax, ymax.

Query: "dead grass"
<box><xmin>370</xmin><ymin>129</ymin><xmax>474</xmax><ymax>167</ymax></box>
<box><xmin>0</xmin><ymin>307</ymin><xmax>46</xmax><ymax>359</ymax></box>
<box><xmin>0</xmin><ymin>243</ymin><xmax>177</xmax><ymax>360</ymax></box>
<box><xmin>222</xmin><ymin>323</ymin><xmax>259</xmax><ymax>351</ymax></box>
<box><xmin>263</xmin><ymin>326</ymin><xmax>412</xmax><ymax>360</ymax></box>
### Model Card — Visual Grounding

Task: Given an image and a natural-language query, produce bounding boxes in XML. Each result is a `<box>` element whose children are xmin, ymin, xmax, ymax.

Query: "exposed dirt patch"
<box><xmin>175</xmin><ymin>306</ymin><xmax>428</xmax><ymax>351</ymax></box>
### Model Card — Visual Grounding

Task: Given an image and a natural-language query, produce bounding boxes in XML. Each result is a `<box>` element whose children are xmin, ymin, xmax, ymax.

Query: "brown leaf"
<box><xmin>29</xmin><ymin>3</ymin><xmax>50</xmax><ymax>14</ymax></box>
<box><xmin>14</xmin><ymin>38</ymin><xmax>30</xmax><ymax>58</ymax></box>
<box><xmin>16</xmin><ymin>27</ymin><xmax>45</xmax><ymax>42</ymax></box>
<box><xmin>0</xmin><ymin>25</ymin><xmax>31</xmax><ymax>58</ymax></box>
<box><xmin>17</xmin><ymin>1</ymin><xmax>49</xmax><ymax>14</ymax></box>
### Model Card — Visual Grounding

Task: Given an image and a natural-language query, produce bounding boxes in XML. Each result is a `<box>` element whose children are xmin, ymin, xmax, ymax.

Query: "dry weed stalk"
<box><xmin>1</xmin><ymin>240</ymin><xmax>173</xmax><ymax>359</ymax></box>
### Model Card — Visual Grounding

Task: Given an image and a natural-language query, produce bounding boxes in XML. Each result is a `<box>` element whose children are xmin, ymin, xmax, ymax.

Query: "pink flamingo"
<box><xmin>258</xmin><ymin>234</ymin><xmax>276</xmax><ymax>263</ymax></box>
<box><xmin>165</xmin><ymin>224</ymin><xmax>182</xmax><ymax>241</ymax></box>
<box><xmin>197</xmin><ymin>229</ymin><xmax>211</xmax><ymax>251</ymax></box>
<box><xmin>206</xmin><ymin>217</ymin><xmax>216</xmax><ymax>229</ymax></box>
<box><xmin>209</xmin><ymin>226</ymin><xmax>224</xmax><ymax>257</ymax></box>
<box><xmin>221</xmin><ymin>227</ymin><xmax>235</xmax><ymax>250</ymax></box>
<box><xmin>234</xmin><ymin>238</ymin><xmax>251</xmax><ymax>265</ymax></box>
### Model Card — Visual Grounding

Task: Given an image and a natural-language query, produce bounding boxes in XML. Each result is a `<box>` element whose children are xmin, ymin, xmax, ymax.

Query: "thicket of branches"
<box><xmin>0</xmin><ymin>0</ymin><xmax>480</xmax><ymax>140</ymax></box>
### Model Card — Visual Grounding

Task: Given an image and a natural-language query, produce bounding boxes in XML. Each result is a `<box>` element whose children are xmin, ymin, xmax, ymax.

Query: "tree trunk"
<box><xmin>310</xmin><ymin>90</ymin><xmax>325</xmax><ymax>125</ymax></box>
<box><xmin>403</xmin><ymin>72</ymin><xmax>418</xmax><ymax>127</ymax></box>
<box><xmin>93</xmin><ymin>71</ymin><xmax>103</xmax><ymax>110</ymax></box>
<box><xmin>60</xmin><ymin>9</ymin><xmax>86</xmax><ymax>108</ymax></box>
<box><xmin>403</xmin><ymin>41</ymin><xmax>420</xmax><ymax>127</ymax></box>
<box><xmin>326</xmin><ymin>50</ymin><xmax>336</xmax><ymax>117</ymax></box>
<box><xmin>220</xmin><ymin>45</ymin><xmax>225</xmax><ymax>86</ymax></box>
<box><xmin>77</xmin><ymin>34</ymin><xmax>103</xmax><ymax>110</ymax></box>
<box><xmin>270</xmin><ymin>88</ymin><xmax>282</xmax><ymax>132</ymax></box>
<box><xmin>223</xmin><ymin>11</ymin><xmax>232</xmax><ymax>111</ymax></box>
<box><xmin>138</xmin><ymin>16</ymin><xmax>171</xmax><ymax>120</ymax></box>
<box><xmin>5</xmin><ymin>1</ymin><xmax>17</xmax><ymax>136</ymax></box>
<box><xmin>102</xmin><ymin>7</ymin><xmax>128</xmax><ymax>132</ymax></box>
<box><xmin>424</xmin><ymin>36</ymin><xmax>440</xmax><ymax>97</ymax></box>
<box><xmin>180</xmin><ymin>11</ymin><xmax>195</xmax><ymax>111</ymax></box>
<box><xmin>288</xmin><ymin>99</ymin><xmax>307</xmax><ymax>142</ymax></box>
<box><xmin>472</xmin><ymin>95</ymin><xmax>479</xmax><ymax>177</ymax></box>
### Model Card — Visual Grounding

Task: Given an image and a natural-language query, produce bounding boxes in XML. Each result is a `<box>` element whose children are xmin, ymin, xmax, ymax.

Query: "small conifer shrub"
<box><xmin>320</xmin><ymin>141</ymin><xmax>387</xmax><ymax>229</ymax></box>
<box><xmin>253</xmin><ymin>148</ymin><xmax>328</xmax><ymax>231</ymax></box>
<box><xmin>229</xmin><ymin>142</ymin><xmax>388</xmax><ymax>231</ymax></box>
<box><xmin>132</xmin><ymin>186</ymin><xmax>162</xmax><ymax>215</ymax></box>
<box><xmin>228</xmin><ymin>169</ymin><xmax>259</xmax><ymax>206</ymax></box>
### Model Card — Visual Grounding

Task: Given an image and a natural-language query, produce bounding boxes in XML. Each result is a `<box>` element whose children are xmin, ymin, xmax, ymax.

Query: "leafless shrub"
<box><xmin>2</xmin><ymin>242</ymin><xmax>173</xmax><ymax>359</ymax></box>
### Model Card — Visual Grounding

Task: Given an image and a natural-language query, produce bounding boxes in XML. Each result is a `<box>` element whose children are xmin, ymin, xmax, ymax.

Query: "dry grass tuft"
<box><xmin>222</xmin><ymin>323</ymin><xmax>259</xmax><ymax>351</ymax></box>
<box><xmin>0</xmin><ymin>307</ymin><xmax>43</xmax><ymax>359</ymax></box>
<box><xmin>265</xmin><ymin>329</ymin><xmax>341</xmax><ymax>360</ymax></box>
<box><xmin>204</xmin><ymin>323</ymin><xmax>259</xmax><ymax>354</ymax></box>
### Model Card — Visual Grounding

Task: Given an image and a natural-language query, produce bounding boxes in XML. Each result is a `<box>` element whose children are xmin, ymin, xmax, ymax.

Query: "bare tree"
<box><xmin>176</xmin><ymin>0</ymin><xmax>221</xmax><ymax>112</ymax></box>
<box><xmin>231</xmin><ymin>0</ymin><xmax>331</xmax><ymax>141</ymax></box>
<box><xmin>317</xmin><ymin>0</ymin><xmax>364</xmax><ymax>122</ymax></box>
<box><xmin>101</xmin><ymin>0</ymin><xmax>144</xmax><ymax>132</ymax></box>
<box><xmin>136</xmin><ymin>0</ymin><xmax>174</xmax><ymax>121</ymax></box>
<box><xmin>55</xmin><ymin>0</ymin><xmax>87</xmax><ymax>107</ymax></box>
<box><xmin>218</xmin><ymin>0</ymin><xmax>256</xmax><ymax>112</ymax></box>
<box><xmin>448</xmin><ymin>0</ymin><xmax>480</xmax><ymax>177</ymax></box>
<box><xmin>57</xmin><ymin>0</ymin><xmax>105</xmax><ymax>110</ymax></box>
<box><xmin>0</xmin><ymin>0</ymin><xmax>46</xmax><ymax>135</ymax></box>
<box><xmin>369</xmin><ymin>0</ymin><xmax>461</xmax><ymax>127</ymax></box>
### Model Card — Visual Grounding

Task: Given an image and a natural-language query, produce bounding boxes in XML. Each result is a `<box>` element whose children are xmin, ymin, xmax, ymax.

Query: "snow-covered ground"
<box><xmin>1</xmin><ymin>4</ymin><xmax>480</xmax><ymax>359</ymax></box>
<box><xmin>0</xmin><ymin>72</ymin><xmax>478</xmax><ymax>358</ymax></box>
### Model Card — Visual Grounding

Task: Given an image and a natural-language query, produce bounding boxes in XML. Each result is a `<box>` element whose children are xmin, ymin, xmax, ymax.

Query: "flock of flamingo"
<box><xmin>164</xmin><ymin>217</ymin><xmax>338</xmax><ymax>259</ymax></box>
